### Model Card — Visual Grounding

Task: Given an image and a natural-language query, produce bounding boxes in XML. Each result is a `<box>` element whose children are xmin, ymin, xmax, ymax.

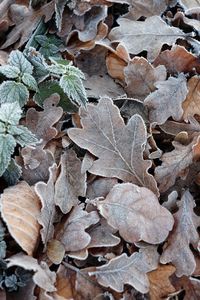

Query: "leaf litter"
<box><xmin>0</xmin><ymin>0</ymin><xmax>200</xmax><ymax>299</ymax></box>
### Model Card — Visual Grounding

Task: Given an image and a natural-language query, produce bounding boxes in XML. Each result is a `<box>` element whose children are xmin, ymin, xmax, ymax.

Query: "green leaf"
<box><xmin>9</xmin><ymin>125</ymin><xmax>38</xmax><ymax>147</ymax></box>
<box><xmin>8</xmin><ymin>50</ymin><xmax>33</xmax><ymax>75</ymax></box>
<box><xmin>55</xmin><ymin>0</ymin><xmax>68</xmax><ymax>31</ymax></box>
<box><xmin>0</xmin><ymin>102</ymin><xmax>22</xmax><ymax>125</ymax></box>
<box><xmin>0</xmin><ymin>65</ymin><xmax>20</xmax><ymax>79</ymax></box>
<box><xmin>22</xmin><ymin>73</ymin><xmax>38</xmax><ymax>91</ymax></box>
<box><xmin>33</xmin><ymin>80</ymin><xmax>77</xmax><ymax>113</ymax></box>
<box><xmin>3</xmin><ymin>158</ymin><xmax>22</xmax><ymax>186</ymax></box>
<box><xmin>60</xmin><ymin>74</ymin><xmax>88</xmax><ymax>106</ymax></box>
<box><xmin>67</xmin><ymin>65</ymin><xmax>85</xmax><ymax>80</ymax></box>
<box><xmin>0</xmin><ymin>134</ymin><xmax>16</xmax><ymax>176</ymax></box>
<box><xmin>49</xmin><ymin>57</ymin><xmax>70</xmax><ymax>66</ymax></box>
<box><xmin>0</xmin><ymin>81</ymin><xmax>29</xmax><ymax>106</ymax></box>
<box><xmin>0</xmin><ymin>241</ymin><xmax>6</xmax><ymax>259</ymax></box>
<box><xmin>48</xmin><ymin>64</ymin><xmax>66</xmax><ymax>75</ymax></box>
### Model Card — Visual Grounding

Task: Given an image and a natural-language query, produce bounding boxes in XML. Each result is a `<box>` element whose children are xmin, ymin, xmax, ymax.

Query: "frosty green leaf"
<box><xmin>8</xmin><ymin>50</ymin><xmax>33</xmax><ymax>75</ymax></box>
<box><xmin>0</xmin><ymin>81</ymin><xmax>29</xmax><ymax>106</ymax></box>
<box><xmin>3</xmin><ymin>158</ymin><xmax>22</xmax><ymax>186</ymax></box>
<box><xmin>0</xmin><ymin>65</ymin><xmax>20</xmax><ymax>79</ymax></box>
<box><xmin>0</xmin><ymin>102</ymin><xmax>21</xmax><ymax>125</ymax></box>
<box><xmin>9</xmin><ymin>126</ymin><xmax>39</xmax><ymax>147</ymax></box>
<box><xmin>22</xmin><ymin>73</ymin><xmax>38</xmax><ymax>91</ymax></box>
<box><xmin>0</xmin><ymin>134</ymin><xmax>16</xmax><ymax>176</ymax></box>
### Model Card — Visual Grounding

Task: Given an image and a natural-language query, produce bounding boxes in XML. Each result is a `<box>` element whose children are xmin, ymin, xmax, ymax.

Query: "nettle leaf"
<box><xmin>21</xmin><ymin>73</ymin><xmax>38</xmax><ymax>91</ymax></box>
<box><xmin>8</xmin><ymin>50</ymin><xmax>33</xmax><ymax>75</ymax></box>
<box><xmin>3</xmin><ymin>158</ymin><xmax>22</xmax><ymax>186</ymax></box>
<box><xmin>8</xmin><ymin>126</ymin><xmax>39</xmax><ymax>147</ymax></box>
<box><xmin>0</xmin><ymin>134</ymin><xmax>16</xmax><ymax>176</ymax></box>
<box><xmin>60</xmin><ymin>74</ymin><xmax>88</xmax><ymax>107</ymax></box>
<box><xmin>0</xmin><ymin>102</ymin><xmax>21</xmax><ymax>125</ymax></box>
<box><xmin>0</xmin><ymin>81</ymin><xmax>29</xmax><ymax>106</ymax></box>
<box><xmin>0</xmin><ymin>65</ymin><xmax>20</xmax><ymax>79</ymax></box>
<box><xmin>55</xmin><ymin>0</ymin><xmax>68</xmax><ymax>31</ymax></box>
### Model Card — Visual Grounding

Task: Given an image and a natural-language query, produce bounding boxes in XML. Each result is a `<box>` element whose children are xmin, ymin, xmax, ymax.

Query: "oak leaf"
<box><xmin>160</xmin><ymin>190</ymin><xmax>200</xmax><ymax>277</ymax></box>
<box><xmin>1</xmin><ymin>181</ymin><xmax>41</xmax><ymax>256</ymax></box>
<box><xmin>144</xmin><ymin>73</ymin><xmax>188</xmax><ymax>125</ymax></box>
<box><xmin>182</xmin><ymin>76</ymin><xmax>200</xmax><ymax>122</ymax></box>
<box><xmin>68</xmin><ymin>97</ymin><xmax>158</xmax><ymax>195</ymax></box>
<box><xmin>96</xmin><ymin>183</ymin><xmax>174</xmax><ymax>244</ymax></box>
<box><xmin>109</xmin><ymin>16</ymin><xmax>185</xmax><ymax>61</ymax></box>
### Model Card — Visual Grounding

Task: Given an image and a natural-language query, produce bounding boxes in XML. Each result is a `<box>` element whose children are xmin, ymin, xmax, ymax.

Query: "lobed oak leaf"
<box><xmin>68</xmin><ymin>97</ymin><xmax>158</xmax><ymax>195</ymax></box>
<box><xmin>155</xmin><ymin>135</ymin><xmax>200</xmax><ymax>192</ymax></box>
<box><xmin>160</xmin><ymin>190</ymin><xmax>200</xmax><ymax>277</ymax></box>
<box><xmin>144</xmin><ymin>73</ymin><xmax>188</xmax><ymax>125</ymax></box>
<box><xmin>172</xmin><ymin>275</ymin><xmax>200</xmax><ymax>300</ymax></box>
<box><xmin>108</xmin><ymin>16</ymin><xmax>185</xmax><ymax>61</ymax></box>
<box><xmin>0</xmin><ymin>181</ymin><xmax>41</xmax><ymax>256</ymax></box>
<box><xmin>89</xmin><ymin>246</ymin><xmax>159</xmax><ymax>293</ymax></box>
<box><xmin>124</xmin><ymin>56</ymin><xmax>166</xmax><ymax>100</ymax></box>
<box><xmin>182</xmin><ymin>76</ymin><xmax>200</xmax><ymax>122</ymax></box>
<box><xmin>6</xmin><ymin>253</ymin><xmax>56</xmax><ymax>292</ymax></box>
<box><xmin>86</xmin><ymin>177</ymin><xmax>118</xmax><ymax>199</ymax></box>
<box><xmin>96</xmin><ymin>183</ymin><xmax>174</xmax><ymax>244</ymax></box>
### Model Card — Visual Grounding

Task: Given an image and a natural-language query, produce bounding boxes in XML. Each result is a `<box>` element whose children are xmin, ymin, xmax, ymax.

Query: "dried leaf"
<box><xmin>89</xmin><ymin>246</ymin><xmax>159</xmax><ymax>293</ymax></box>
<box><xmin>144</xmin><ymin>73</ymin><xmax>188</xmax><ymax>124</ymax></box>
<box><xmin>124</xmin><ymin>57</ymin><xmax>166</xmax><ymax>100</ymax></box>
<box><xmin>86</xmin><ymin>177</ymin><xmax>118</xmax><ymax>199</ymax></box>
<box><xmin>160</xmin><ymin>190</ymin><xmax>200</xmax><ymax>277</ymax></box>
<box><xmin>96</xmin><ymin>183</ymin><xmax>174</xmax><ymax>244</ymax></box>
<box><xmin>47</xmin><ymin>239</ymin><xmax>65</xmax><ymax>265</ymax></box>
<box><xmin>182</xmin><ymin>76</ymin><xmax>200</xmax><ymax>122</ymax></box>
<box><xmin>1</xmin><ymin>181</ymin><xmax>40</xmax><ymax>255</ymax></box>
<box><xmin>7</xmin><ymin>254</ymin><xmax>56</xmax><ymax>292</ymax></box>
<box><xmin>68</xmin><ymin>97</ymin><xmax>158</xmax><ymax>195</ymax></box>
<box><xmin>109</xmin><ymin>16</ymin><xmax>185</xmax><ymax>61</ymax></box>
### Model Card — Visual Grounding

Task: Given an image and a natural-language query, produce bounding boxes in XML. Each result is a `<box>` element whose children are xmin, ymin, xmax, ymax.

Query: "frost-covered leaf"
<box><xmin>9</xmin><ymin>126</ymin><xmax>38</xmax><ymax>147</ymax></box>
<box><xmin>68</xmin><ymin>97</ymin><xmax>158</xmax><ymax>195</ymax></box>
<box><xmin>0</xmin><ymin>81</ymin><xmax>29</xmax><ymax>106</ymax></box>
<box><xmin>1</xmin><ymin>181</ymin><xmax>41</xmax><ymax>255</ymax></box>
<box><xmin>55</xmin><ymin>0</ymin><xmax>68</xmax><ymax>31</ymax></box>
<box><xmin>96</xmin><ymin>183</ymin><xmax>174</xmax><ymax>244</ymax></box>
<box><xmin>160</xmin><ymin>190</ymin><xmax>200</xmax><ymax>277</ymax></box>
<box><xmin>8</xmin><ymin>50</ymin><xmax>33</xmax><ymax>75</ymax></box>
<box><xmin>89</xmin><ymin>246</ymin><xmax>159</xmax><ymax>293</ymax></box>
<box><xmin>21</xmin><ymin>73</ymin><xmax>38</xmax><ymax>91</ymax></box>
<box><xmin>144</xmin><ymin>74</ymin><xmax>188</xmax><ymax>125</ymax></box>
<box><xmin>3</xmin><ymin>158</ymin><xmax>22</xmax><ymax>186</ymax></box>
<box><xmin>109</xmin><ymin>16</ymin><xmax>185</xmax><ymax>61</ymax></box>
<box><xmin>0</xmin><ymin>102</ymin><xmax>21</xmax><ymax>125</ymax></box>
<box><xmin>0</xmin><ymin>134</ymin><xmax>16</xmax><ymax>176</ymax></box>
<box><xmin>0</xmin><ymin>65</ymin><xmax>20</xmax><ymax>79</ymax></box>
<box><xmin>182</xmin><ymin>76</ymin><xmax>200</xmax><ymax>122</ymax></box>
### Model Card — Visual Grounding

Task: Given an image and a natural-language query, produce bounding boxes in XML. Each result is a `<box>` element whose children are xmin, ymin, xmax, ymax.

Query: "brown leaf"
<box><xmin>47</xmin><ymin>239</ymin><xmax>65</xmax><ymax>265</ymax></box>
<box><xmin>1</xmin><ymin>181</ymin><xmax>41</xmax><ymax>256</ymax></box>
<box><xmin>55</xmin><ymin>204</ymin><xmax>99</xmax><ymax>252</ymax></box>
<box><xmin>86</xmin><ymin>177</ymin><xmax>118</xmax><ymax>199</ymax></box>
<box><xmin>68</xmin><ymin>97</ymin><xmax>158</xmax><ymax>195</ymax></box>
<box><xmin>182</xmin><ymin>76</ymin><xmax>200</xmax><ymax>122</ymax></box>
<box><xmin>54</xmin><ymin>149</ymin><xmax>86</xmax><ymax>214</ymax></box>
<box><xmin>7</xmin><ymin>254</ymin><xmax>56</xmax><ymax>292</ymax></box>
<box><xmin>144</xmin><ymin>73</ymin><xmax>188</xmax><ymax>124</ymax></box>
<box><xmin>89</xmin><ymin>246</ymin><xmax>159</xmax><ymax>293</ymax></box>
<box><xmin>155</xmin><ymin>136</ymin><xmax>200</xmax><ymax>193</ymax></box>
<box><xmin>148</xmin><ymin>264</ymin><xmax>176</xmax><ymax>300</ymax></box>
<box><xmin>160</xmin><ymin>190</ymin><xmax>200</xmax><ymax>277</ymax></box>
<box><xmin>124</xmin><ymin>57</ymin><xmax>166</xmax><ymax>100</ymax></box>
<box><xmin>153</xmin><ymin>45</ymin><xmax>200</xmax><ymax>75</ymax></box>
<box><xmin>109</xmin><ymin>16</ymin><xmax>185</xmax><ymax>61</ymax></box>
<box><xmin>26</xmin><ymin>94</ymin><xmax>63</xmax><ymax>148</ymax></box>
<box><xmin>172</xmin><ymin>275</ymin><xmax>200</xmax><ymax>300</ymax></box>
<box><xmin>96</xmin><ymin>183</ymin><xmax>174</xmax><ymax>244</ymax></box>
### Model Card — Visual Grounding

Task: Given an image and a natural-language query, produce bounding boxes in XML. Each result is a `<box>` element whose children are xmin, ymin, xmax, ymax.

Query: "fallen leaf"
<box><xmin>1</xmin><ymin>181</ymin><xmax>40</xmax><ymax>255</ymax></box>
<box><xmin>96</xmin><ymin>183</ymin><xmax>174</xmax><ymax>244</ymax></box>
<box><xmin>160</xmin><ymin>190</ymin><xmax>200</xmax><ymax>277</ymax></box>
<box><xmin>89</xmin><ymin>246</ymin><xmax>159</xmax><ymax>293</ymax></box>
<box><xmin>68</xmin><ymin>97</ymin><xmax>158</xmax><ymax>195</ymax></box>
<box><xmin>144</xmin><ymin>73</ymin><xmax>188</xmax><ymax>125</ymax></box>
<box><xmin>47</xmin><ymin>239</ymin><xmax>65</xmax><ymax>265</ymax></box>
<box><xmin>124</xmin><ymin>57</ymin><xmax>166</xmax><ymax>100</ymax></box>
<box><xmin>109</xmin><ymin>16</ymin><xmax>185</xmax><ymax>61</ymax></box>
<box><xmin>182</xmin><ymin>76</ymin><xmax>200</xmax><ymax>122</ymax></box>
<box><xmin>172</xmin><ymin>275</ymin><xmax>200</xmax><ymax>300</ymax></box>
<box><xmin>86</xmin><ymin>177</ymin><xmax>118</xmax><ymax>199</ymax></box>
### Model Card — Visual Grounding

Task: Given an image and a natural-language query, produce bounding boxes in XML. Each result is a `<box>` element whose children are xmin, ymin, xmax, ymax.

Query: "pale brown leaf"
<box><xmin>1</xmin><ymin>181</ymin><xmax>40</xmax><ymax>256</ymax></box>
<box><xmin>68</xmin><ymin>97</ymin><xmax>158</xmax><ymax>195</ymax></box>
<box><xmin>182</xmin><ymin>76</ymin><xmax>200</xmax><ymax>122</ymax></box>
<box><xmin>124</xmin><ymin>57</ymin><xmax>166</xmax><ymax>100</ymax></box>
<box><xmin>7</xmin><ymin>254</ymin><xmax>56</xmax><ymax>292</ymax></box>
<box><xmin>144</xmin><ymin>73</ymin><xmax>188</xmax><ymax>124</ymax></box>
<box><xmin>86</xmin><ymin>177</ymin><xmax>118</xmax><ymax>199</ymax></box>
<box><xmin>89</xmin><ymin>246</ymin><xmax>159</xmax><ymax>293</ymax></box>
<box><xmin>160</xmin><ymin>190</ymin><xmax>200</xmax><ymax>277</ymax></box>
<box><xmin>47</xmin><ymin>239</ymin><xmax>65</xmax><ymax>265</ymax></box>
<box><xmin>109</xmin><ymin>16</ymin><xmax>185</xmax><ymax>61</ymax></box>
<box><xmin>54</xmin><ymin>149</ymin><xmax>86</xmax><ymax>214</ymax></box>
<box><xmin>96</xmin><ymin>183</ymin><xmax>174</xmax><ymax>244</ymax></box>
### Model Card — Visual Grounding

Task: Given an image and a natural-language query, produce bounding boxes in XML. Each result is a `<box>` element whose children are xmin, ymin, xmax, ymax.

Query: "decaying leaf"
<box><xmin>96</xmin><ymin>183</ymin><xmax>174</xmax><ymax>244</ymax></box>
<box><xmin>182</xmin><ymin>76</ymin><xmax>200</xmax><ymax>122</ymax></box>
<box><xmin>1</xmin><ymin>181</ymin><xmax>40</xmax><ymax>256</ymax></box>
<box><xmin>144</xmin><ymin>73</ymin><xmax>188</xmax><ymax>125</ymax></box>
<box><xmin>89</xmin><ymin>246</ymin><xmax>159</xmax><ymax>293</ymax></box>
<box><xmin>68</xmin><ymin>97</ymin><xmax>158</xmax><ymax>195</ymax></box>
<box><xmin>160</xmin><ymin>190</ymin><xmax>200</xmax><ymax>277</ymax></box>
<box><xmin>109</xmin><ymin>16</ymin><xmax>185</xmax><ymax>61</ymax></box>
